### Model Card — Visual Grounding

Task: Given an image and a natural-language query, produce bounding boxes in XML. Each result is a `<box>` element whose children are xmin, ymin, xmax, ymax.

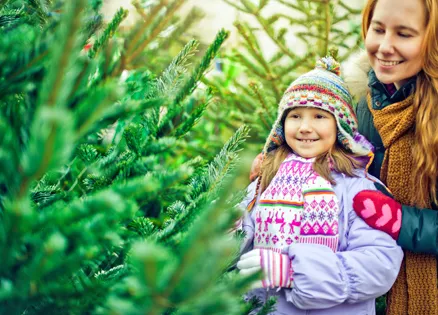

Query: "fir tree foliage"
<box><xmin>0</xmin><ymin>0</ymin><xmax>255</xmax><ymax>313</ymax></box>
<box><xmin>206</xmin><ymin>0</ymin><xmax>363</xmax><ymax>145</ymax></box>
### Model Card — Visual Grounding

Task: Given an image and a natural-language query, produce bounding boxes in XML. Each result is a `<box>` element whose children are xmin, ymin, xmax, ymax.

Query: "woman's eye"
<box><xmin>373</xmin><ymin>28</ymin><xmax>384</xmax><ymax>34</ymax></box>
<box><xmin>399</xmin><ymin>33</ymin><xmax>412</xmax><ymax>38</ymax></box>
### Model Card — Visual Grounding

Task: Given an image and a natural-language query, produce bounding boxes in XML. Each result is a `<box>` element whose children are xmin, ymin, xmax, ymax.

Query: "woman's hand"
<box><xmin>249</xmin><ymin>153</ymin><xmax>263</xmax><ymax>182</ymax></box>
<box><xmin>353</xmin><ymin>189</ymin><xmax>402</xmax><ymax>240</ymax></box>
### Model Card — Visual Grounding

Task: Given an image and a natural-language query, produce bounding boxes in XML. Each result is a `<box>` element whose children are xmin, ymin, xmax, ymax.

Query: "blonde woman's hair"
<box><xmin>362</xmin><ymin>0</ymin><xmax>438</xmax><ymax>206</ymax></box>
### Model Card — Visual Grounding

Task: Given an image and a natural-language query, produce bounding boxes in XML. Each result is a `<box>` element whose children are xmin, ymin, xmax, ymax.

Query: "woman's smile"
<box><xmin>377</xmin><ymin>58</ymin><xmax>404</xmax><ymax>67</ymax></box>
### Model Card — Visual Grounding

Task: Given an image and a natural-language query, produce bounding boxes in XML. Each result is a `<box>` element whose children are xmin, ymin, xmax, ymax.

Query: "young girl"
<box><xmin>237</xmin><ymin>57</ymin><xmax>403</xmax><ymax>314</ymax></box>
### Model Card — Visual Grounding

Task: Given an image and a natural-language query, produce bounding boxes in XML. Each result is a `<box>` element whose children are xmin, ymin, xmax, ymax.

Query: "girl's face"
<box><xmin>284</xmin><ymin>107</ymin><xmax>337</xmax><ymax>158</ymax></box>
<box><xmin>365</xmin><ymin>0</ymin><xmax>426</xmax><ymax>89</ymax></box>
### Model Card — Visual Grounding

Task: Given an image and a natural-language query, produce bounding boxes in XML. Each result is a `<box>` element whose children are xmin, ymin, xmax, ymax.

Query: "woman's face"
<box><xmin>365</xmin><ymin>0</ymin><xmax>426</xmax><ymax>89</ymax></box>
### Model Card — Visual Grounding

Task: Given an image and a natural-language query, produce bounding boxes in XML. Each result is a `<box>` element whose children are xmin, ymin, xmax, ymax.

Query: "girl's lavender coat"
<box><xmin>240</xmin><ymin>171</ymin><xmax>403</xmax><ymax>315</ymax></box>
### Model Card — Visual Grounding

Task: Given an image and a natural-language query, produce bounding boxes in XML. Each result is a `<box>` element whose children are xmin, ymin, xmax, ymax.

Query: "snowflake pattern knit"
<box><xmin>254</xmin><ymin>153</ymin><xmax>339</xmax><ymax>253</ymax></box>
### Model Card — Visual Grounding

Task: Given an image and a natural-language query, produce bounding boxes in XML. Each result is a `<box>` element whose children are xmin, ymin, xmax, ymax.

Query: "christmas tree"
<box><xmin>0</xmin><ymin>1</ymin><xmax>256</xmax><ymax>313</ymax></box>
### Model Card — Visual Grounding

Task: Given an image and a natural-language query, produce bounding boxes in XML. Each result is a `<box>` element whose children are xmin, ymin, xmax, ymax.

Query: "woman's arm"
<box><xmin>353</xmin><ymin>186</ymin><xmax>438</xmax><ymax>256</ymax></box>
<box><xmin>398</xmin><ymin>205</ymin><xmax>438</xmax><ymax>255</ymax></box>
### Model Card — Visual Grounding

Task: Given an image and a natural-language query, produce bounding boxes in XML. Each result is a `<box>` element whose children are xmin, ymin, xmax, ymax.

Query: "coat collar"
<box><xmin>368</xmin><ymin>69</ymin><xmax>417</xmax><ymax>109</ymax></box>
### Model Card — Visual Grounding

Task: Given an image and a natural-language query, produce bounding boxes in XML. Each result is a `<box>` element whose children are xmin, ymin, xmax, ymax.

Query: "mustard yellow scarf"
<box><xmin>368</xmin><ymin>94</ymin><xmax>437</xmax><ymax>315</ymax></box>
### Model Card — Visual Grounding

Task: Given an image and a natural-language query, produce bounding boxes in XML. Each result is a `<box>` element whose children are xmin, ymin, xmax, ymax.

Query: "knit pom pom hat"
<box><xmin>264</xmin><ymin>56</ymin><xmax>373</xmax><ymax>156</ymax></box>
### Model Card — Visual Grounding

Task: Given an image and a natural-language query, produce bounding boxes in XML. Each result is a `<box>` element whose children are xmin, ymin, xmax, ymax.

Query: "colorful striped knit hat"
<box><xmin>264</xmin><ymin>56</ymin><xmax>372</xmax><ymax>156</ymax></box>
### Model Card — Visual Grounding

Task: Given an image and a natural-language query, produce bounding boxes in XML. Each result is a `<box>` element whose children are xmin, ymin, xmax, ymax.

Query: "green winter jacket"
<box><xmin>356</xmin><ymin>70</ymin><xmax>438</xmax><ymax>256</ymax></box>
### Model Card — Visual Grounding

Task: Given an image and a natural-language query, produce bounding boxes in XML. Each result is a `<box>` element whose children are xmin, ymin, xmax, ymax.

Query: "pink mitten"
<box><xmin>237</xmin><ymin>248</ymin><xmax>293</xmax><ymax>289</ymax></box>
<box><xmin>353</xmin><ymin>190</ymin><xmax>402</xmax><ymax>240</ymax></box>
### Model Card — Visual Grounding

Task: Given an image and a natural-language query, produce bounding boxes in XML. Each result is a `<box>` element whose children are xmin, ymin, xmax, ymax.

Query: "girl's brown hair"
<box><xmin>362</xmin><ymin>0</ymin><xmax>438</xmax><ymax>206</ymax></box>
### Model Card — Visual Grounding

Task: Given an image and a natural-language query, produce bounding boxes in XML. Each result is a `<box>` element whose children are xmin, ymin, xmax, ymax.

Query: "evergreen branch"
<box><xmin>277</xmin><ymin>52</ymin><xmax>314</xmax><ymax>77</ymax></box>
<box><xmin>174</xmin><ymin>98</ymin><xmax>209</xmax><ymax>138</ymax></box>
<box><xmin>74</xmin><ymin>84</ymin><xmax>122</xmax><ymax>140</ymax></box>
<box><xmin>155</xmin><ymin>39</ymin><xmax>199</xmax><ymax>96</ymax></box>
<box><xmin>42</xmin><ymin>0</ymin><xmax>86</xmax><ymax>108</ymax></box>
<box><xmin>259</xmin><ymin>0</ymin><xmax>270</xmax><ymax>10</ymax></box>
<box><xmin>17</xmin><ymin>1</ymin><xmax>86</xmax><ymax>198</ymax></box>
<box><xmin>233</xmin><ymin>22</ymin><xmax>270</xmax><ymax>73</ymax></box>
<box><xmin>269</xmin><ymin>13</ymin><xmax>309</xmax><ymax>24</ymax></box>
<box><xmin>0</xmin><ymin>8</ymin><xmax>26</xmax><ymax>27</ymax></box>
<box><xmin>68</xmin><ymin>167</ymin><xmax>88</xmax><ymax>193</ymax></box>
<box><xmin>7</xmin><ymin>49</ymin><xmax>48</xmax><ymax>83</ymax></box>
<box><xmin>252</xmin><ymin>10</ymin><xmax>297</xmax><ymax>60</ymax></box>
<box><xmin>297</xmin><ymin>31</ymin><xmax>329</xmax><ymax>42</ymax></box>
<box><xmin>0</xmin><ymin>0</ymin><xmax>12</xmax><ymax>7</ymax></box>
<box><xmin>111</xmin><ymin>167</ymin><xmax>193</xmax><ymax>201</ymax></box>
<box><xmin>157</xmin><ymin>173</ymin><xmax>248</xmax><ymax>313</ymax></box>
<box><xmin>88</xmin><ymin>8</ymin><xmax>128</xmax><ymax>59</ymax></box>
<box><xmin>267</xmin><ymin>78</ymin><xmax>281</xmax><ymax>102</ymax></box>
<box><xmin>131</xmin><ymin>0</ymin><xmax>149</xmax><ymax>21</ymax></box>
<box><xmin>339</xmin><ymin>38</ymin><xmax>362</xmax><ymax>61</ymax></box>
<box><xmin>127</xmin><ymin>217</ymin><xmax>156</xmax><ymax>238</ymax></box>
<box><xmin>240</xmin><ymin>0</ymin><xmax>259</xmax><ymax>13</ymax></box>
<box><xmin>333</xmin><ymin>13</ymin><xmax>354</xmax><ymax>25</ymax></box>
<box><xmin>94</xmin><ymin>264</ymin><xmax>127</xmax><ymax>282</ymax></box>
<box><xmin>126</xmin><ymin>0</ymin><xmax>185</xmax><ymax>64</ymax></box>
<box><xmin>160</xmin><ymin>7</ymin><xmax>204</xmax><ymax>50</ymax></box>
<box><xmin>232</xmin><ymin>51</ymin><xmax>267</xmax><ymax>79</ymax></box>
<box><xmin>172</xmin><ymin>29</ymin><xmax>229</xmax><ymax>106</ymax></box>
<box><xmin>274</xmin><ymin>0</ymin><xmax>303</xmax><ymax>13</ymax></box>
<box><xmin>249</xmin><ymin>82</ymin><xmax>274</xmax><ymax>125</ymax></box>
<box><xmin>158</xmin><ymin>125</ymin><xmax>250</xmax><ymax>242</ymax></box>
<box><xmin>256</xmin><ymin>297</ymin><xmax>277</xmax><ymax>315</ymax></box>
<box><xmin>338</xmin><ymin>1</ymin><xmax>362</xmax><ymax>14</ymax></box>
<box><xmin>323</xmin><ymin>0</ymin><xmax>331</xmax><ymax>56</ymax></box>
<box><xmin>128</xmin><ymin>0</ymin><xmax>167</xmax><ymax>52</ymax></box>
<box><xmin>222</xmin><ymin>0</ymin><xmax>250</xmax><ymax>13</ymax></box>
<box><xmin>66</xmin><ymin>59</ymin><xmax>90</xmax><ymax>104</ymax></box>
<box><xmin>296</xmin><ymin>0</ymin><xmax>327</xmax><ymax>2</ymax></box>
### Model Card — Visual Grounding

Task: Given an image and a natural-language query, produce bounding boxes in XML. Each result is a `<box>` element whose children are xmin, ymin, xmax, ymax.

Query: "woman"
<box><xmin>350</xmin><ymin>0</ymin><xmax>437</xmax><ymax>314</ymax></box>
<box><xmin>250</xmin><ymin>0</ymin><xmax>437</xmax><ymax>313</ymax></box>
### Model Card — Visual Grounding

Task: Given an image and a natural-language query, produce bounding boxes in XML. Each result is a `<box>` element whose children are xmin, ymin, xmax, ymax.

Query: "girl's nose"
<box><xmin>378</xmin><ymin>34</ymin><xmax>395</xmax><ymax>55</ymax></box>
<box><xmin>298</xmin><ymin>119</ymin><xmax>313</xmax><ymax>133</ymax></box>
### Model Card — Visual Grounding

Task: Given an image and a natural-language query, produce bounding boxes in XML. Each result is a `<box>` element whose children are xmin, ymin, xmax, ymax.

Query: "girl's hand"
<box><xmin>353</xmin><ymin>190</ymin><xmax>402</xmax><ymax>240</ymax></box>
<box><xmin>237</xmin><ymin>248</ymin><xmax>293</xmax><ymax>289</ymax></box>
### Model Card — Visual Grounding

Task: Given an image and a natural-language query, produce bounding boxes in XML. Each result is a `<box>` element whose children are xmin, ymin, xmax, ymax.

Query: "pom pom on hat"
<box><xmin>315</xmin><ymin>56</ymin><xmax>341</xmax><ymax>76</ymax></box>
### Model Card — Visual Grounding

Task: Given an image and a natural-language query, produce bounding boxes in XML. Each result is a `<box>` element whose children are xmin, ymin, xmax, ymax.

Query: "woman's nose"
<box><xmin>378</xmin><ymin>34</ymin><xmax>395</xmax><ymax>55</ymax></box>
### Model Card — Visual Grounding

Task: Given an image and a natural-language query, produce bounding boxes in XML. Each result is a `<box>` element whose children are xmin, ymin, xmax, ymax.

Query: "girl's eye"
<box><xmin>315</xmin><ymin>114</ymin><xmax>326</xmax><ymax>119</ymax></box>
<box><xmin>288</xmin><ymin>113</ymin><xmax>300</xmax><ymax>119</ymax></box>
